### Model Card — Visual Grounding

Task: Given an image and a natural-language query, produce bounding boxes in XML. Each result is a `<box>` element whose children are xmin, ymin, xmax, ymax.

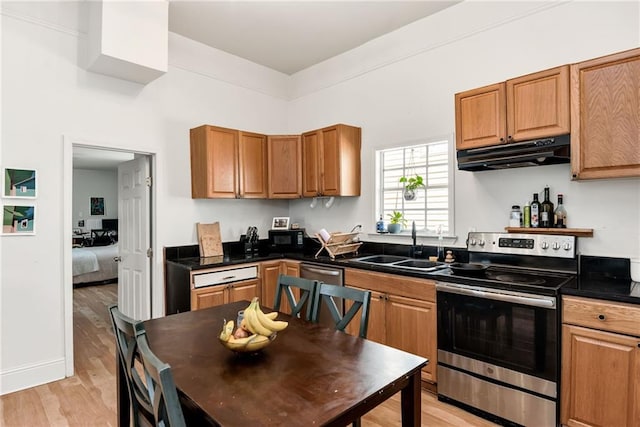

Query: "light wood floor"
<box><xmin>0</xmin><ymin>284</ymin><xmax>497</xmax><ymax>426</ymax></box>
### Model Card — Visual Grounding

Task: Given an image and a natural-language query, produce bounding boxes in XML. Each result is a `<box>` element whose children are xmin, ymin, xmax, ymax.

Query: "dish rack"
<box><xmin>314</xmin><ymin>231</ymin><xmax>362</xmax><ymax>259</ymax></box>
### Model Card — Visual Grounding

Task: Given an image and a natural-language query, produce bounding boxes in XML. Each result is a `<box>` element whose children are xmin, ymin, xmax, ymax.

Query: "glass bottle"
<box><xmin>509</xmin><ymin>205</ymin><xmax>522</xmax><ymax>227</ymax></box>
<box><xmin>530</xmin><ymin>193</ymin><xmax>540</xmax><ymax>228</ymax></box>
<box><xmin>523</xmin><ymin>202</ymin><xmax>531</xmax><ymax>228</ymax></box>
<box><xmin>540</xmin><ymin>186</ymin><xmax>554</xmax><ymax>228</ymax></box>
<box><xmin>376</xmin><ymin>214</ymin><xmax>386</xmax><ymax>233</ymax></box>
<box><xmin>554</xmin><ymin>194</ymin><xmax>567</xmax><ymax>228</ymax></box>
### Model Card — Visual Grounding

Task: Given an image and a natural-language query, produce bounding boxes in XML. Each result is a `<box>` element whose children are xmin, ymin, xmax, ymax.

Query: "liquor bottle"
<box><xmin>540</xmin><ymin>186</ymin><xmax>554</xmax><ymax>228</ymax></box>
<box><xmin>530</xmin><ymin>193</ymin><xmax>541</xmax><ymax>228</ymax></box>
<box><xmin>554</xmin><ymin>194</ymin><xmax>567</xmax><ymax>228</ymax></box>
<box><xmin>376</xmin><ymin>215</ymin><xmax>386</xmax><ymax>233</ymax></box>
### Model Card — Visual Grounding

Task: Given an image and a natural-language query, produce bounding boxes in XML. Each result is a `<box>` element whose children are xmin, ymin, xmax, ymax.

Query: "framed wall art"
<box><xmin>271</xmin><ymin>216</ymin><xmax>290</xmax><ymax>230</ymax></box>
<box><xmin>2</xmin><ymin>204</ymin><xmax>36</xmax><ymax>235</ymax></box>
<box><xmin>2</xmin><ymin>168</ymin><xmax>37</xmax><ymax>198</ymax></box>
<box><xmin>91</xmin><ymin>197</ymin><xmax>105</xmax><ymax>216</ymax></box>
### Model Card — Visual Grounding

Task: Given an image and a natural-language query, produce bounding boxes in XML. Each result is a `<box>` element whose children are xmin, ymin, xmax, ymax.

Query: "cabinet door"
<box><xmin>385</xmin><ymin>294</ymin><xmax>437</xmax><ymax>383</ymax></box>
<box><xmin>561</xmin><ymin>324</ymin><xmax>640</xmax><ymax>427</ymax></box>
<box><xmin>191</xmin><ymin>285</ymin><xmax>226</xmax><ymax>310</ymax></box>
<box><xmin>282</xmin><ymin>260</ymin><xmax>300</xmax><ymax>278</ymax></box>
<box><xmin>268</xmin><ymin>135</ymin><xmax>302</xmax><ymax>199</ymax></box>
<box><xmin>261</xmin><ymin>261</ymin><xmax>283</xmax><ymax>310</ymax></box>
<box><xmin>229</xmin><ymin>279</ymin><xmax>260</xmax><ymax>303</ymax></box>
<box><xmin>455</xmin><ymin>82</ymin><xmax>507</xmax><ymax>150</ymax></box>
<box><xmin>302</xmin><ymin>130</ymin><xmax>321</xmax><ymax>197</ymax></box>
<box><xmin>506</xmin><ymin>65</ymin><xmax>570</xmax><ymax>141</ymax></box>
<box><xmin>320</xmin><ymin>126</ymin><xmax>340</xmax><ymax>195</ymax></box>
<box><xmin>570</xmin><ymin>48</ymin><xmax>640</xmax><ymax>179</ymax></box>
<box><xmin>190</xmin><ymin>125</ymin><xmax>238</xmax><ymax>198</ymax></box>
<box><xmin>320</xmin><ymin>124</ymin><xmax>361</xmax><ymax>197</ymax></box>
<box><xmin>238</xmin><ymin>131</ymin><xmax>268</xmax><ymax>198</ymax></box>
<box><xmin>343</xmin><ymin>287</ymin><xmax>386</xmax><ymax>342</ymax></box>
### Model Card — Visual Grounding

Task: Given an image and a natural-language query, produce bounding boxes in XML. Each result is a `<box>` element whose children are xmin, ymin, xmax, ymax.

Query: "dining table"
<box><xmin>117</xmin><ymin>300</ymin><xmax>428</xmax><ymax>426</ymax></box>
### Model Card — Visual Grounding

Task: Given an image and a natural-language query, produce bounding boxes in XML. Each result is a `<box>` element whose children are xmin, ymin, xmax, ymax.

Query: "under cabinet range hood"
<box><xmin>457</xmin><ymin>134</ymin><xmax>570</xmax><ymax>171</ymax></box>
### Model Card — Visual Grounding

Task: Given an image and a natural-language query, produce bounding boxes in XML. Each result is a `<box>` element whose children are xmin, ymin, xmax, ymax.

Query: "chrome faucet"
<box><xmin>410</xmin><ymin>221</ymin><xmax>423</xmax><ymax>258</ymax></box>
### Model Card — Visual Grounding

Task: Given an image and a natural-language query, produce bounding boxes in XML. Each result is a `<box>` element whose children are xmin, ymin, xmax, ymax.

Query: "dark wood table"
<box><xmin>118</xmin><ymin>301</ymin><xmax>427</xmax><ymax>426</ymax></box>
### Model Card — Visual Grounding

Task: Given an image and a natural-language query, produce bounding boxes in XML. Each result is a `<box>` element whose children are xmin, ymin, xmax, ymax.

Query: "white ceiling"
<box><xmin>73</xmin><ymin>0</ymin><xmax>460</xmax><ymax>169</ymax></box>
<box><xmin>168</xmin><ymin>0</ymin><xmax>461</xmax><ymax>75</ymax></box>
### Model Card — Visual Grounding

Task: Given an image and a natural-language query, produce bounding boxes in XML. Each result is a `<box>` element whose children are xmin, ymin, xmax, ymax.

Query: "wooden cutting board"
<box><xmin>196</xmin><ymin>222</ymin><xmax>223</xmax><ymax>257</ymax></box>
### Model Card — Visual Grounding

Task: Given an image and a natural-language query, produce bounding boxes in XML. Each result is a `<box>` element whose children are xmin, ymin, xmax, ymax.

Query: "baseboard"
<box><xmin>0</xmin><ymin>358</ymin><xmax>66</xmax><ymax>395</ymax></box>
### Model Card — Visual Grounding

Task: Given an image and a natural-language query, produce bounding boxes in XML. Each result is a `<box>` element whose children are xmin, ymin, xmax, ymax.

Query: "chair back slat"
<box><xmin>312</xmin><ymin>283</ymin><xmax>372</xmax><ymax>339</ymax></box>
<box><xmin>136</xmin><ymin>334</ymin><xmax>186</xmax><ymax>427</ymax></box>
<box><xmin>108</xmin><ymin>304</ymin><xmax>154</xmax><ymax>427</ymax></box>
<box><xmin>274</xmin><ymin>275</ymin><xmax>318</xmax><ymax>321</ymax></box>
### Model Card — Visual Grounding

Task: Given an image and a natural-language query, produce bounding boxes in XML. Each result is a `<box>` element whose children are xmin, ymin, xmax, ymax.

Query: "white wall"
<box><xmin>72</xmin><ymin>169</ymin><xmax>118</xmax><ymax>230</ymax></box>
<box><xmin>1</xmin><ymin>0</ymin><xmax>639</xmax><ymax>394</ymax></box>
<box><xmin>0</xmin><ymin>2</ymin><xmax>289</xmax><ymax>394</ymax></box>
<box><xmin>288</xmin><ymin>1</ymin><xmax>640</xmax><ymax>258</ymax></box>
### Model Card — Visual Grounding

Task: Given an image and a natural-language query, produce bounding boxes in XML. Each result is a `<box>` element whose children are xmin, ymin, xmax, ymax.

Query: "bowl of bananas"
<box><xmin>218</xmin><ymin>297</ymin><xmax>288</xmax><ymax>353</ymax></box>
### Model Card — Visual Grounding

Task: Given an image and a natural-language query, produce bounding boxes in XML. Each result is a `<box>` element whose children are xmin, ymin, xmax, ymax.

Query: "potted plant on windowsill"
<box><xmin>399</xmin><ymin>175</ymin><xmax>425</xmax><ymax>201</ymax></box>
<box><xmin>387</xmin><ymin>211</ymin><xmax>407</xmax><ymax>234</ymax></box>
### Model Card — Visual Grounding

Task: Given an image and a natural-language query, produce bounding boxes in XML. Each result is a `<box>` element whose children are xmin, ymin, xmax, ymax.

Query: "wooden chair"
<box><xmin>108</xmin><ymin>304</ymin><xmax>154</xmax><ymax>427</ymax></box>
<box><xmin>312</xmin><ymin>283</ymin><xmax>372</xmax><ymax>339</ymax></box>
<box><xmin>135</xmin><ymin>333</ymin><xmax>186</xmax><ymax>427</ymax></box>
<box><xmin>273</xmin><ymin>274</ymin><xmax>318</xmax><ymax>321</ymax></box>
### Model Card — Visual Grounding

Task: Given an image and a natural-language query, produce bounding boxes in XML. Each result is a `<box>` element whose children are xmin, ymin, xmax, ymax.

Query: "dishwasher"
<box><xmin>300</xmin><ymin>262</ymin><xmax>344</xmax><ymax>328</ymax></box>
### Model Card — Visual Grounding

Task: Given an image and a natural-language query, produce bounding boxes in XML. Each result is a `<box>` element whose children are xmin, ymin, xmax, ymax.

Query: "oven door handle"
<box><xmin>436</xmin><ymin>282</ymin><xmax>556</xmax><ymax>308</ymax></box>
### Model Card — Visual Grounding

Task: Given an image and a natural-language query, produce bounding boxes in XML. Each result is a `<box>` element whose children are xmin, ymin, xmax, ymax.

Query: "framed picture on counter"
<box><xmin>272</xmin><ymin>217</ymin><xmax>290</xmax><ymax>230</ymax></box>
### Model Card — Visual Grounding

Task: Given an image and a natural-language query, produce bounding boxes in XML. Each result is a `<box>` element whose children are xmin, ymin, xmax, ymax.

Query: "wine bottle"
<box><xmin>530</xmin><ymin>193</ymin><xmax>541</xmax><ymax>228</ymax></box>
<box><xmin>554</xmin><ymin>194</ymin><xmax>567</xmax><ymax>228</ymax></box>
<box><xmin>540</xmin><ymin>186</ymin><xmax>554</xmax><ymax>228</ymax></box>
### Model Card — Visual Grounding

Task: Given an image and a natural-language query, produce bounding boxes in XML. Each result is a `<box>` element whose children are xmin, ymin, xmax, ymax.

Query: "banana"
<box><xmin>219</xmin><ymin>320</ymin><xmax>234</xmax><ymax>342</ymax></box>
<box><xmin>265</xmin><ymin>312</ymin><xmax>278</xmax><ymax>320</ymax></box>
<box><xmin>254</xmin><ymin>300</ymin><xmax>288</xmax><ymax>332</ymax></box>
<box><xmin>244</xmin><ymin>300</ymin><xmax>273</xmax><ymax>336</ymax></box>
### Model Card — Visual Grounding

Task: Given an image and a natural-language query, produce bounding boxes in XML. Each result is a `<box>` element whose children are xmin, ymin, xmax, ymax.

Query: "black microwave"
<box><xmin>268</xmin><ymin>229</ymin><xmax>305</xmax><ymax>252</ymax></box>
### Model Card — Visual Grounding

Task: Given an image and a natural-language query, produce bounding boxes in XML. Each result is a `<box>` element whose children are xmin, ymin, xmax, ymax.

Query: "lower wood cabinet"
<box><xmin>191</xmin><ymin>278</ymin><xmax>260</xmax><ymax>311</ymax></box>
<box><xmin>190</xmin><ymin>264</ymin><xmax>260</xmax><ymax>311</ymax></box>
<box><xmin>260</xmin><ymin>259</ymin><xmax>300</xmax><ymax>315</ymax></box>
<box><xmin>561</xmin><ymin>296</ymin><xmax>640</xmax><ymax>427</ymax></box>
<box><xmin>344</xmin><ymin>268</ymin><xmax>437</xmax><ymax>383</ymax></box>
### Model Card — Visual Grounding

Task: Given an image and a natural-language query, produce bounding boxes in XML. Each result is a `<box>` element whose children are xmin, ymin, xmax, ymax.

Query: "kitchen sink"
<box><xmin>393</xmin><ymin>259</ymin><xmax>442</xmax><ymax>269</ymax></box>
<box><xmin>353</xmin><ymin>255</ymin><xmax>409</xmax><ymax>264</ymax></box>
<box><xmin>352</xmin><ymin>255</ymin><xmax>448</xmax><ymax>272</ymax></box>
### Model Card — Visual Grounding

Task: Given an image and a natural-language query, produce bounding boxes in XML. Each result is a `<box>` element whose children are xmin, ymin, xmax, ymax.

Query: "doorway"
<box><xmin>63</xmin><ymin>136</ymin><xmax>155</xmax><ymax>376</ymax></box>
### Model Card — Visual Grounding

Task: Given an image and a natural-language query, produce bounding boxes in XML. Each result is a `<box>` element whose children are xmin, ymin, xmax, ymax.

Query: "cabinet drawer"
<box><xmin>344</xmin><ymin>268</ymin><xmax>436</xmax><ymax>302</ymax></box>
<box><xmin>563</xmin><ymin>295</ymin><xmax>640</xmax><ymax>337</ymax></box>
<box><xmin>193</xmin><ymin>266</ymin><xmax>258</xmax><ymax>288</ymax></box>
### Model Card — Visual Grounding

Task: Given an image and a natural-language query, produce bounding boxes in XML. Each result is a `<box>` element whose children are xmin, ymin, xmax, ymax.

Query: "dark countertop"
<box><xmin>165</xmin><ymin>244</ymin><xmax>639</xmax><ymax>305</ymax></box>
<box><xmin>562</xmin><ymin>277</ymin><xmax>640</xmax><ymax>305</ymax></box>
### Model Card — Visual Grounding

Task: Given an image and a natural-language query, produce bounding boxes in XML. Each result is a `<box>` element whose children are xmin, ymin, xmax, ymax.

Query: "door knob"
<box><xmin>114</xmin><ymin>256</ymin><xmax>122</xmax><ymax>262</ymax></box>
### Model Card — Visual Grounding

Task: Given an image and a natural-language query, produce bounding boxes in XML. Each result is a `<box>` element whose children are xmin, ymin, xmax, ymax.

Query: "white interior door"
<box><xmin>117</xmin><ymin>156</ymin><xmax>151</xmax><ymax>320</ymax></box>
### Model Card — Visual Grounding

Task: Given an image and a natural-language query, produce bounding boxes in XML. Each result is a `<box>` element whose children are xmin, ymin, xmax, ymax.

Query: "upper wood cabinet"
<box><xmin>267</xmin><ymin>135</ymin><xmax>302</xmax><ymax>199</ymax></box>
<box><xmin>570</xmin><ymin>48</ymin><xmax>640</xmax><ymax>180</ymax></box>
<box><xmin>190</xmin><ymin>125</ymin><xmax>267</xmax><ymax>199</ymax></box>
<box><xmin>455</xmin><ymin>66</ymin><xmax>570</xmax><ymax>150</ymax></box>
<box><xmin>455</xmin><ymin>82</ymin><xmax>506</xmax><ymax>150</ymax></box>
<box><xmin>302</xmin><ymin>124</ymin><xmax>361</xmax><ymax>197</ymax></box>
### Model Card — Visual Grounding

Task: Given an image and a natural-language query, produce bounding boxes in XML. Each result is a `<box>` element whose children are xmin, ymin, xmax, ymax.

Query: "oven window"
<box><xmin>438</xmin><ymin>292</ymin><xmax>557</xmax><ymax>381</ymax></box>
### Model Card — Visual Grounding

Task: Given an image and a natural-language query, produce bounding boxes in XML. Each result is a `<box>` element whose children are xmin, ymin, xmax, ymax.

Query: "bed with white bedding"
<box><xmin>72</xmin><ymin>244</ymin><xmax>118</xmax><ymax>285</ymax></box>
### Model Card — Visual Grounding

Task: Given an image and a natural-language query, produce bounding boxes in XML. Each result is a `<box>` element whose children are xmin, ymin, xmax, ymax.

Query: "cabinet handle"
<box><xmin>637</xmin><ymin>343</ymin><xmax>640</xmax><ymax>348</ymax></box>
<box><xmin>507</xmin><ymin>135</ymin><xmax>512</xmax><ymax>140</ymax></box>
<box><xmin>598</xmin><ymin>314</ymin><xmax>606</xmax><ymax>321</ymax></box>
<box><xmin>499</xmin><ymin>137</ymin><xmax>505</xmax><ymax>142</ymax></box>
<box><xmin>222</xmin><ymin>276</ymin><xmax>236</xmax><ymax>280</ymax></box>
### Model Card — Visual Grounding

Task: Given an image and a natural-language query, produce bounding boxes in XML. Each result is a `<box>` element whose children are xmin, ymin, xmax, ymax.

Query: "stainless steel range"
<box><xmin>433</xmin><ymin>232</ymin><xmax>577</xmax><ymax>427</ymax></box>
